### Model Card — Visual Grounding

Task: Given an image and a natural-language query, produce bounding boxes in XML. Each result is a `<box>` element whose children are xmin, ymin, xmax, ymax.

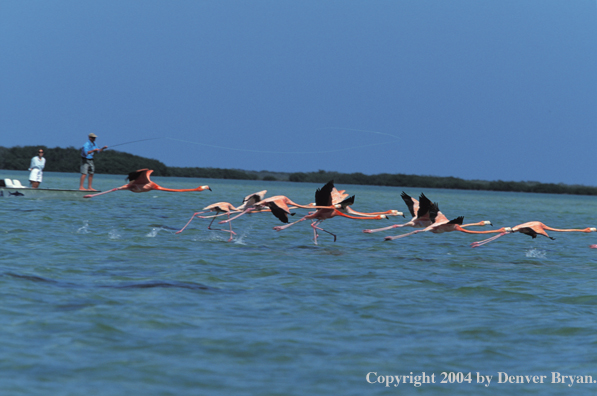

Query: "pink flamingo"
<box><xmin>590</xmin><ymin>245</ymin><xmax>597</xmax><ymax>249</ymax></box>
<box><xmin>384</xmin><ymin>200</ymin><xmax>492</xmax><ymax>240</ymax></box>
<box><xmin>454</xmin><ymin>221</ymin><xmax>597</xmax><ymax>247</ymax></box>
<box><xmin>176</xmin><ymin>202</ymin><xmax>239</xmax><ymax>241</ymax></box>
<box><xmin>363</xmin><ymin>192</ymin><xmax>434</xmax><ymax>233</ymax></box>
<box><xmin>84</xmin><ymin>169</ymin><xmax>210</xmax><ymax>198</ymax></box>
<box><xmin>273</xmin><ymin>181</ymin><xmax>388</xmax><ymax>244</ymax></box>
<box><xmin>176</xmin><ymin>190</ymin><xmax>267</xmax><ymax>241</ymax></box>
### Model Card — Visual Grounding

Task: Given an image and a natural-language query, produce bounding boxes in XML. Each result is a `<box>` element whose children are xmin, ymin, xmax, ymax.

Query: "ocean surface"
<box><xmin>2</xmin><ymin>170</ymin><xmax>597</xmax><ymax>395</ymax></box>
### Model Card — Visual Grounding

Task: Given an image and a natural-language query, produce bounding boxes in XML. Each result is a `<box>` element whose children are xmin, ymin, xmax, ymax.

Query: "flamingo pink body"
<box><xmin>383</xmin><ymin>197</ymin><xmax>492</xmax><ymax>241</ymax></box>
<box><xmin>384</xmin><ymin>216</ymin><xmax>492</xmax><ymax>241</ymax></box>
<box><xmin>273</xmin><ymin>181</ymin><xmax>387</xmax><ymax>244</ymax></box>
<box><xmin>455</xmin><ymin>221</ymin><xmax>597</xmax><ymax>247</ymax></box>
<box><xmin>176</xmin><ymin>202</ymin><xmax>240</xmax><ymax>240</ymax></box>
<box><xmin>84</xmin><ymin>169</ymin><xmax>210</xmax><ymax>198</ymax></box>
<box><xmin>364</xmin><ymin>192</ymin><xmax>434</xmax><ymax>233</ymax></box>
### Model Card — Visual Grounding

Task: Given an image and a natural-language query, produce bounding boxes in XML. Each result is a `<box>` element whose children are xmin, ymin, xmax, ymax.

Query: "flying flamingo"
<box><xmin>176</xmin><ymin>190</ymin><xmax>267</xmax><ymax>241</ymax></box>
<box><xmin>273</xmin><ymin>181</ymin><xmax>388</xmax><ymax>244</ymax></box>
<box><xmin>176</xmin><ymin>202</ymin><xmax>239</xmax><ymax>241</ymax></box>
<box><xmin>384</xmin><ymin>203</ymin><xmax>492</xmax><ymax>240</ymax></box>
<box><xmin>219</xmin><ymin>192</ymin><xmax>337</xmax><ymax>225</ymax></box>
<box><xmin>363</xmin><ymin>192</ymin><xmax>434</xmax><ymax>233</ymax></box>
<box><xmin>83</xmin><ymin>169</ymin><xmax>211</xmax><ymax>198</ymax></box>
<box><xmin>454</xmin><ymin>221</ymin><xmax>597</xmax><ymax>247</ymax></box>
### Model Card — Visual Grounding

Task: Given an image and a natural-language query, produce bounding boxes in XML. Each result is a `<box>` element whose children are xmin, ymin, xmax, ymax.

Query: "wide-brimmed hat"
<box><xmin>89</xmin><ymin>133</ymin><xmax>97</xmax><ymax>138</ymax></box>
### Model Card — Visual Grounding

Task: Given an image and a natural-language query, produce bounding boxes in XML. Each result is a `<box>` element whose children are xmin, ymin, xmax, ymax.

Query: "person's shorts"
<box><xmin>29</xmin><ymin>169</ymin><xmax>43</xmax><ymax>182</ymax></box>
<box><xmin>80</xmin><ymin>158</ymin><xmax>95</xmax><ymax>175</ymax></box>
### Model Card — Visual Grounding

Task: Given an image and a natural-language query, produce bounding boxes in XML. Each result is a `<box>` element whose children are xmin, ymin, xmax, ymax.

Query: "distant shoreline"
<box><xmin>1</xmin><ymin>145</ymin><xmax>596</xmax><ymax>196</ymax></box>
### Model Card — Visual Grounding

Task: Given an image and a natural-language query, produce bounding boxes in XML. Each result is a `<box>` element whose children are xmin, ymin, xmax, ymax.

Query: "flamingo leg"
<box><xmin>273</xmin><ymin>216</ymin><xmax>308</xmax><ymax>232</ymax></box>
<box><xmin>176</xmin><ymin>211</ymin><xmax>207</xmax><ymax>234</ymax></box>
<box><xmin>83</xmin><ymin>187</ymin><xmax>121</xmax><ymax>198</ymax></box>
<box><xmin>311</xmin><ymin>220</ymin><xmax>319</xmax><ymax>245</ymax></box>
<box><xmin>206</xmin><ymin>212</ymin><xmax>237</xmax><ymax>238</ymax></box>
<box><xmin>219</xmin><ymin>207</ymin><xmax>254</xmax><ymax>224</ymax></box>
<box><xmin>227</xmin><ymin>215</ymin><xmax>234</xmax><ymax>242</ymax></box>
<box><xmin>384</xmin><ymin>229</ymin><xmax>421</xmax><ymax>241</ymax></box>
<box><xmin>470</xmin><ymin>232</ymin><xmax>508</xmax><ymax>248</ymax></box>
<box><xmin>363</xmin><ymin>223</ymin><xmax>411</xmax><ymax>233</ymax></box>
<box><xmin>217</xmin><ymin>213</ymin><xmax>234</xmax><ymax>242</ymax></box>
<box><xmin>311</xmin><ymin>220</ymin><xmax>336</xmax><ymax>243</ymax></box>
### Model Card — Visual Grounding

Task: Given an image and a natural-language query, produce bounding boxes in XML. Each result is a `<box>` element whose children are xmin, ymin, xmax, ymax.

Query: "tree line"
<box><xmin>1</xmin><ymin>145</ymin><xmax>596</xmax><ymax>196</ymax></box>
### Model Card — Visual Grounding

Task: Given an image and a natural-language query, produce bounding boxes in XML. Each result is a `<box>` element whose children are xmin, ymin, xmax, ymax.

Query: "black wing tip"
<box><xmin>315</xmin><ymin>180</ymin><xmax>335</xmax><ymax>206</ymax></box>
<box><xmin>447</xmin><ymin>216</ymin><xmax>464</xmax><ymax>225</ymax></box>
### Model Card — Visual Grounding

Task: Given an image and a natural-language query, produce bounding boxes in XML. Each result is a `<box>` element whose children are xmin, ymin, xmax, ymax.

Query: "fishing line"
<box><xmin>315</xmin><ymin>127</ymin><xmax>399</xmax><ymax>140</ymax></box>
<box><xmin>163</xmin><ymin>137</ymin><xmax>396</xmax><ymax>154</ymax></box>
<box><xmin>106</xmin><ymin>128</ymin><xmax>399</xmax><ymax>154</ymax></box>
<box><xmin>162</xmin><ymin>128</ymin><xmax>399</xmax><ymax>155</ymax></box>
<box><xmin>109</xmin><ymin>137</ymin><xmax>164</xmax><ymax>148</ymax></box>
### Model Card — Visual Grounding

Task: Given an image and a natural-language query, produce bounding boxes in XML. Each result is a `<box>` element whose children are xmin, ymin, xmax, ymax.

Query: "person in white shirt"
<box><xmin>28</xmin><ymin>148</ymin><xmax>46</xmax><ymax>188</ymax></box>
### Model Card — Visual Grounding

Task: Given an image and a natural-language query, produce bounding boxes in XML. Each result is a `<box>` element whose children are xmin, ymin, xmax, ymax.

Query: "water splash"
<box><xmin>146</xmin><ymin>227</ymin><xmax>174</xmax><ymax>237</ymax></box>
<box><xmin>146</xmin><ymin>227</ymin><xmax>162</xmax><ymax>237</ymax></box>
<box><xmin>233</xmin><ymin>234</ymin><xmax>247</xmax><ymax>245</ymax></box>
<box><xmin>77</xmin><ymin>221</ymin><xmax>90</xmax><ymax>234</ymax></box>
<box><xmin>108</xmin><ymin>229</ymin><xmax>121</xmax><ymax>240</ymax></box>
<box><xmin>234</xmin><ymin>224</ymin><xmax>254</xmax><ymax>245</ymax></box>
<box><xmin>526</xmin><ymin>248</ymin><xmax>546</xmax><ymax>258</ymax></box>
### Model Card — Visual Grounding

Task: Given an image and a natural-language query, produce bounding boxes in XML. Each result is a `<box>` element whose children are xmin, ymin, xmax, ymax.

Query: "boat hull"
<box><xmin>0</xmin><ymin>187</ymin><xmax>99</xmax><ymax>198</ymax></box>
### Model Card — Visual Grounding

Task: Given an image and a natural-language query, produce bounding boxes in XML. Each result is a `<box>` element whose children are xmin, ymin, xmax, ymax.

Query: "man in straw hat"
<box><xmin>79</xmin><ymin>133</ymin><xmax>108</xmax><ymax>191</ymax></box>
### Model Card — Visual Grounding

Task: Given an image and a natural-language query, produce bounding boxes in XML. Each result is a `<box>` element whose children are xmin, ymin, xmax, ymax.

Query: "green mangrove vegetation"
<box><xmin>1</xmin><ymin>145</ymin><xmax>595</xmax><ymax>196</ymax></box>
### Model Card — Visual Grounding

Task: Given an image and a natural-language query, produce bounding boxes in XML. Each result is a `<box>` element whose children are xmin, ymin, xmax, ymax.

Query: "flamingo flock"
<box><xmin>87</xmin><ymin>169</ymin><xmax>597</xmax><ymax>247</ymax></box>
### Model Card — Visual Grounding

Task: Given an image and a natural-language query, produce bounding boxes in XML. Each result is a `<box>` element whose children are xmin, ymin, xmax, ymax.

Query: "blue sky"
<box><xmin>1</xmin><ymin>1</ymin><xmax>595</xmax><ymax>186</ymax></box>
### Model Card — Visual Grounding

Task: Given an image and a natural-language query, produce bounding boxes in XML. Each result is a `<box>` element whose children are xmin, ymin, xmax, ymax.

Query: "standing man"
<box><xmin>28</xmin><ymin>148</ymin><xmax>46</xmax><ymax>188</ymax></box>
<box><xmin>79</xmin><ymin>133</ymin><xmax>108</xmax><ymax>191</ymax></box>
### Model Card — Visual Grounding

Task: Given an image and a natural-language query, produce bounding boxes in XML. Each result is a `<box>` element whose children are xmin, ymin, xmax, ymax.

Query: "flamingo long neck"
<box><xmin>333</xmin><ymin>210</ymin><xmax>386</xmax><ymax>220</ymax></box>
<box><xmin>460</xmin><ymin>221</ymin><xmax>492</xmax><ymax>228</ymax></box>
<box><xmin>288</xmin><ymin>201</ymin><xmax>335</xmax><ymax>210</ymax></box>
<box><xmin>455</xmin><ymin>225</ymin><xmax>509</xmax><ymax>234</ymax></box>
<box><xmin>154</xmin><ymin>184</ymin><xmax>210</xmax><ymax>192</ymax></box>
<box><xmin>345</xmin><ymin>208</ymin><xmax>403</xmax><ymax>217</ymax></box>
<box><xmin>542</xmin><ymin>226</ymin><xmax>597</xmax><ymax>233</ymax></box>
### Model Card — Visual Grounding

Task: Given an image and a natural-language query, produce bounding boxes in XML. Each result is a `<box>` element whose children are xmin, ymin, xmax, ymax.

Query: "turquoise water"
<box><xmin>2</xmin><ymin>170</ymin><xmax>597</xmax><ymax>395</ymax></box>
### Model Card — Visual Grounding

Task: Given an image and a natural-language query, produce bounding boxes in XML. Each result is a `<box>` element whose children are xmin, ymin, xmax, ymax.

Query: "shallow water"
<box><xmin>2</xmin><ymin>170</ymin><xmax>597</xmax><ymax>395</ymax></box>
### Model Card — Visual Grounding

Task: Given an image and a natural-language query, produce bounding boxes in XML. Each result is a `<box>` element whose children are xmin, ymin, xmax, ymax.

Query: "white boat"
<box><xmin>0</xmin><ymin>178</ymin><xmax>99</xmax><ymax>198</ymax></box>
